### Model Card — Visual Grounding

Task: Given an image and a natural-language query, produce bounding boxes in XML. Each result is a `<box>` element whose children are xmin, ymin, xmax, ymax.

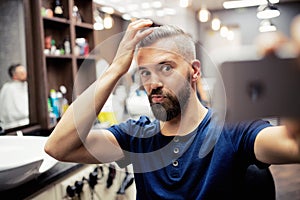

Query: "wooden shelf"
<box><xmin>75</xmin><ymin>22</ymin><xmax>93</xmax><ymax>30</ymax></box>
<box><xmin>45</xmin><ymin>54</ymin><xmax>73</xmax><ymax>59</ymax></box>
<box><xmin>35</xmin><ymin>0</ymin><xmax>96</xmax><ymax>129</ymax></box>
<box><xmin>76</xmin><ymin>55</ymin><xmax>96</xmax><ymax>60</ymax></box>
<box><xmin>43</xmin><ymin>16</ymin><xmax>70</xmax><ymax>25</ymax></box>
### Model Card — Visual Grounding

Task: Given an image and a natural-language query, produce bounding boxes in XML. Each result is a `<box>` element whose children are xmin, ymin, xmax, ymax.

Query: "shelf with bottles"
<box><xmin>73</xmin><ymin>37</ymin><xmax>94</xmax><ymax>58</ymax></box>
<box><xmin>45</xmin><ymin>58</ymin><xmax>74</xmax><ymax>103</ymax></box>
<box><xmin>43</xmin><ymin>25</ymin><xmax>71</xmax><ymax>56</ymax></box>
<box><xmin>73</xmin><ymin>0</ymin><xmax>94</xmax><ymax>25</ymax></box>
<box><xmin>75</xmin><ymin>27</ymin><xmax>95</xmax><ymax>54</ymax></box>
<box><xmin>41</xmin><ymin>0</ymin><xmax>70</xmax><ymax>20</ymax></box>
<box><xmin>43</xmin><ymin>34</ymin><xmax>72</xmax><ymax>56</ymax></box>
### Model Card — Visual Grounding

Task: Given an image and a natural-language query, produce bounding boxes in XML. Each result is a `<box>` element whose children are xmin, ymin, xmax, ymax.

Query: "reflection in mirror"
<box><xmin>0</xmin><ymin>0</ymin><xmax>29</xmax><ymax>131</ymax></box>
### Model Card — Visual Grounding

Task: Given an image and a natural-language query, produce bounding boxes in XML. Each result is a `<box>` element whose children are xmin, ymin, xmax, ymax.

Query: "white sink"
<box><xmin>0</xmin><ymin>136</ymin><xmax>58</xmax><ymax>191</ymax></box>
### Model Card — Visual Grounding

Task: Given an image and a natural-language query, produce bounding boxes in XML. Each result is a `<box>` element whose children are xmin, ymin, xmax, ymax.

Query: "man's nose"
<box><xmin>149</xmin><ymin>75</ymin><xmax>163</xmax><ymax>90</ymax></box>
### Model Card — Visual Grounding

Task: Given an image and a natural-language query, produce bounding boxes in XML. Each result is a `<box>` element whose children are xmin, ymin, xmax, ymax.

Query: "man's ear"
<box><xmin>191</xmin><ymin>59</ymin><xmax>201</xmax><ymax>82</ymax></box>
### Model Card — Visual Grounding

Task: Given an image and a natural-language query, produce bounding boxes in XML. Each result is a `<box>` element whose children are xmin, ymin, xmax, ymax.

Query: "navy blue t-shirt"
<box><xmin>108</xmin><ymin>109</ymin><xmax>271</xmax><ymax>199</ymax></box>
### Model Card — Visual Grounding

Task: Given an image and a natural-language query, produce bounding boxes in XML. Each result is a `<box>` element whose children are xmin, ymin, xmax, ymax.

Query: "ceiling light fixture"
<box><xmin>180</xmin><ymin>0</ymin><xmax>190</xmax><ymax>8</ymax></box>
<box><xmin>100</xmin><ymin>6</ymin><xmax>115</xmax><ymax>14</ymax></box>
<box><xmin>227</xmin><ymin>30</ymin><xmax>235</xmax><ymax>40</ymax></box>
<box><xmin>152</xmin><ymin>1</ymin><xmax>163</xmax><ymax>9</ymax></box>
<box><xmin>220</xmin><ymin>26</ymin><xmax>229</xmax><ymax>37</ymax></box>
<box><xmin>103</xmin><ymin>14</ymin><xmax>114</xmax><ymax>29</ymax></box>
<box><xmin>93</xmin><ymin>10</ymin><xmax>104</xmax><ymax>30</ymax></box>
<box><xmin>141</xmin><ymin>2</ymin><xmax>151</xmax><ymax>9</ymax></box>
<box><xmin>121</xmin><ymin>13</ymin><xmax>131</xmax><ymax>21</ymax></box>
<box><xmin>211</xmin><ymin>17</ymin><xmax>221</xmax><ymax>31</ymax></box>
<box><xmin>198</xmin><ymin>8</ymin><xmax>211</xmax><ymax>22</ymax></box>
<box><xmin>257</xmin><ymin>1</ymin><xmax>280</xmax><ymax>19</ymax></box>
<box><xmin>223</xmin><ymin>0</ymin><xmax>279</xmax><ymax>9</ymax></box>
<box><xmin>259</xmin><ymin>19</ymin><xmax>277</xmax><ymax>32</ymax></box>
<box><xmin>164</xmin><ymin>8</ymin><xmax>177</xmax><ymax>16</ymax></box>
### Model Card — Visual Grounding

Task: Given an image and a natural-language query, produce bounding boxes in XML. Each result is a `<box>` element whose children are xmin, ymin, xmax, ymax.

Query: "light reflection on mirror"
<box><xmin>0</xmin><ymin>0</ymin><xmax>29</xmax><ymax>131</ymax></box>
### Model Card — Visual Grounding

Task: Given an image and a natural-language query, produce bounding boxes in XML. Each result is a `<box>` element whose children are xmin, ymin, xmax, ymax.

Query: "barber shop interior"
<box><xmin>0</xmin><ymin>0</ymin><xmax>299</xmax><ymax>199</ymax></box>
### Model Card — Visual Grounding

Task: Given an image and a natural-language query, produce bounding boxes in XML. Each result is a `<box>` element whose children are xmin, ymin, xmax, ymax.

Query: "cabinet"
<box><xmin>32</xmin><ymin>0</ymin><xmax>97</xmax><ymax>129</ymax></box>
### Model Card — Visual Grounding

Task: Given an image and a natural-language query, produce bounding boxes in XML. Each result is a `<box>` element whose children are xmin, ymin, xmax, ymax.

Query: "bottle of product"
<box><xmin>56</xmin><ymin>91</ymin><xmax>69</xmax><ymax>117</ymax></box>
<box><xmin>53</xmin><ymin>0</ymin><xmax>64</xmax><ymax>18</ymax></box>
<box><xmin>50</xmin><ymin>89</ymin><xmax>60</xmax><ymax>119</ymax></box>
<box><xmin>64</xmin><ymin>36</ymin><xmax>71</xmax><ymax>55</ymax></box>
<box><xmin>48</xmin><ymin>98</ymin><xmax>57</xmax><ymax>126</ymax></box>
<box><xmin>59</xmin><ymin>85</ymin><xmax>69</xmax><ymax>115</ymax></box>
<box><xmin>50</xmin><ymin>39</ymin><xmax>57</xmax><ymax>54</ymax></box>
<box><xmin>72</xmin><ymin>5</ymin><xmax>82</xmax><ymax>23</ymax></box>
<box><xmin>98</xmin><ymin>95</ymin><xmax>118</xmax><ymax>126</ymax></box>
<box><xmin>84</xmin><ymin>39</ymin><xmax>89</xmax><ymax>56</ymax></box>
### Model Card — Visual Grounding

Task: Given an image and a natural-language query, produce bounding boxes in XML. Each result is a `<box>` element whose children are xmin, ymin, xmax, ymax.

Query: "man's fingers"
<box><xmin>124</xmin><ymin>19</ymin><xmax>153</xmax><ymax>40</ymax></box>
<box><xmin>111</xmin><ymin>19</ymin><xmax>154</xmax><ymax>74</ymax></box>
<box><xmin>129</xmin><ymin>19</ymin><xmax>153</xmax><ymax>29</ymax></box>
<box><xmin>134</xmin><ymin>27</ymin><xmax>154</xmax><ymax>43</ymax></box>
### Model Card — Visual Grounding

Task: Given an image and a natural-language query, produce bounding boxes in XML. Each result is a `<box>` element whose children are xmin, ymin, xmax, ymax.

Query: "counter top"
<box><xmin>0</xmin><ymin>161</ymin><xmax>85</xmax><ymax>200</ymax></box>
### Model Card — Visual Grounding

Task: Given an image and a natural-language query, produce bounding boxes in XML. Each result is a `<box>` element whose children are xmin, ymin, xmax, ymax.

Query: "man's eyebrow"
<box><xmin>138</xmin><ymin>61</ymin><xmax>175</xmax><ymax>70</ymax></box>
<box><xmin>138</xmin><ymin>66</ymin><xmax>148</xmax><ymax>70</ymax></box>
<box><xmin>159</xmin><ymin>60</ymin><xmax>176</xmax><ymax>65</ymax></box>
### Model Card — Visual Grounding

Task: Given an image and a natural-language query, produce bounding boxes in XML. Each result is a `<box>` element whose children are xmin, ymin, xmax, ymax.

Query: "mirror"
<box><xmin>0</xmin><ymin>0</ymin><xmax>29</xmax><ymax>131</ymax></box>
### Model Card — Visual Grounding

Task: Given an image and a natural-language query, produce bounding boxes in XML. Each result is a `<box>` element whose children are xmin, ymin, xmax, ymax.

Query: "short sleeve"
<box><xmin>228</xmin><ymin>120</ymin><xmax>272</xmax><ymax>168</ymax></box>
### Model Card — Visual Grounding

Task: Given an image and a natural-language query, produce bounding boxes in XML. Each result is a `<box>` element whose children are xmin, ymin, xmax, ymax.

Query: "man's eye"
<box><xmin>161</xmin><ymin>64</ymin><xmax>172</xmax><ymax>73</ymax></box>
<box><xmin>140</xmin><ymin>70</ymin><xmax>150</xmax><ymax>77</ymax></box>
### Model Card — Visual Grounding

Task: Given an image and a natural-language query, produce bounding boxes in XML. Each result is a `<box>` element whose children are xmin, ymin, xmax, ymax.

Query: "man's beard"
<box><xmin>148</xmin><ymin>79</ymin><xmax>191</xmax><ymax>122</ymax></box>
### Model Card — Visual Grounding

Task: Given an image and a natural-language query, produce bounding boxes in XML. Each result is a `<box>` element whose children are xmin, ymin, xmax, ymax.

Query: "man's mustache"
<box><xmin>150</xmin><ymin>88</ymin><xmax>163</xmax><ymax>96</ymax></box>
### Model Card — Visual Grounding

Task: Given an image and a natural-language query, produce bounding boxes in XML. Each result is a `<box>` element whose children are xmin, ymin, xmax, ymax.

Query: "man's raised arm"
<box><xmin>44</xmin><ymin>19</ymin><xmax>154</xmax><ymax>164</ymax></box>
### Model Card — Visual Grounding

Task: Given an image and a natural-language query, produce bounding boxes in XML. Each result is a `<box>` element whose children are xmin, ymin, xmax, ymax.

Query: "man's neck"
<box><xmin>160</xmin><ymin>94</ymin><xmax>208</xmax><ymax>136</ymax></box>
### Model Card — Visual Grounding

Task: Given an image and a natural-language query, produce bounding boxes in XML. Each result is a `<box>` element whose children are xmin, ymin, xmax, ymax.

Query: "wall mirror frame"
<box><xmin>0</xmin><ymin>0</ymin><xmax>43</xmax><ymax>135</ymax></box>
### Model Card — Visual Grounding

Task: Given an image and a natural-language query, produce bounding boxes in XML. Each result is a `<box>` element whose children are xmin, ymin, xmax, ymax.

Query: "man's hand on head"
<box><xmin>111</xmin><ymin>19</ymin><xmax>154</xmax><ymax>76</ymax></box>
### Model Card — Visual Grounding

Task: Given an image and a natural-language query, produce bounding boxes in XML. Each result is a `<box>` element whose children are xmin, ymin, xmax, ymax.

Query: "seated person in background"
<box><xmin>0</xmin><ymin>64</ymin><xmax>29</xmax><ymax>129</ymax></box>
<box><xmin>45</xmin><ymin>19</ymin><xmax>300</xmax><ymax>199</ymax></box>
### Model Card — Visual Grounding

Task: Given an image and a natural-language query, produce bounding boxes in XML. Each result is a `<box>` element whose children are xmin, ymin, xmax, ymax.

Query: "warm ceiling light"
<box><xmin>180</xmin><ymin>0</ymin><xmax>190</xmax><ymax>8</ymax></box>
<box><xmin>100</xmin><ymin>6</ymin><xmax>115</xmax><ymax>14</ymax></box>
<box><xmin>94</xmin><ymin>21</ymin><xmax>104</xmax><ymax>30</ymax></box>
<box><xmin>223</xmin><ymin>0</ymin><xmax>279</xmax><ymax>9</ymax></box>
<box><xmin>152</xmin><ymin>1</ymin><xmax>163</xmax><ymax>9</ymax></box>
<box><xmin>127</xmin><ymin>4</ymin><xmax>139</xmax><ymax>11</ymax></box>
<box><xmin>93</xmin><ymin>10</ymin><xmax>104</xmax><ymax>30</ymax></box>
<box><xmin>121</xmin><ymin>13</ymin><xmax>131</xmax><ymax>21</ymax></box>
<box><xmin>227</xmin><ymin>30</ymin><xmax>235</xmax><ymax>40</ymax></box>
<box><xmin>257</xmin><ymin>3</ymin><xmax>280</xmax><ymax>19</ymax></box>
<box><xmin>220</xmin><ymin>26</ymin><xmax>229</xmax><ymax>37</ymax></box>
<box><xmin>103</xmin><ymin>14</ymin><xmax>114</xmax><ymax>29</ymax></box>
<box><xmin>164</xmin><ymin>8</ymin><xmax>177</xmax><ymax>16</ymax></box>
<box><xmin>198</xmin><ymin>8</ymin><xmax>211</xmax><ymax>22</ymax></box>
<box><xmin>141</xmin><ymin>2</ymin><xmax>151</xmax><ymax>9</ymax></box>
<box><xmin>211</xmin><ymin>17</ymin><xmax>221</xmax><ymax>31</ymax></box>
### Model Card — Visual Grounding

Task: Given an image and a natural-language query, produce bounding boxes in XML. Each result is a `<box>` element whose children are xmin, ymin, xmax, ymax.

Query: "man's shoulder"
<box><xmin>110</xmin><ymin>115</ymin><xmax>159</xmax><ymax>136</ymax></box>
